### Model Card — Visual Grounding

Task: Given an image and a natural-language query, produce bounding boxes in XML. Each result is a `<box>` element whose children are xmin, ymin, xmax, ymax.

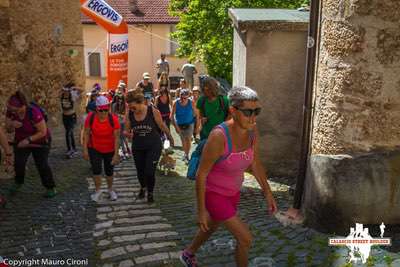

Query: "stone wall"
<box><xmin>0</xmin><ymin>0</ymin><xmax>85</xmax><ymax>124</ymax></box>
<box><xmin>311</xmin><ymin>0</ymin><xmax>400</xmax><ymax>154</ymax></box>
<box><xmin>303</xmin><ymin>0</ymin><xmax>400</xmax><ymax>234</ymax></box>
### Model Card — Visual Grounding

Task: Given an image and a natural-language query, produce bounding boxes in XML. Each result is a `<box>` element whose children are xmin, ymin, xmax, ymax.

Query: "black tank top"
<box><xmin>129</xmin><ymin>106</ymin><xmax>162</xmax><ymax>150</ymax></box>
<box><xmin>156</xmin><ymin>97</ymin><xmax>170</xmax><ymax>117</ymax></box>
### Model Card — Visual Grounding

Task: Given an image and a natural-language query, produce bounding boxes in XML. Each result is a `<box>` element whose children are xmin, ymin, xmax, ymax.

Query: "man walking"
<box><xmin>156</xmin><ymin>53</ymin><xmax>170</xmax><ymax>79</ymax></box>
<box><xmin>181</xmin><ymin>61</ymin><xmax>197</xmax><ymax>90</ymax></box>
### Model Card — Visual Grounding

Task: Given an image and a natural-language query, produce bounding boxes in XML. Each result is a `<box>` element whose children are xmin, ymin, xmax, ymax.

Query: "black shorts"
<box><xmin>88</xmin><ymin>148</ymin><xmax>115</xmax><ymax>176</ymax></box>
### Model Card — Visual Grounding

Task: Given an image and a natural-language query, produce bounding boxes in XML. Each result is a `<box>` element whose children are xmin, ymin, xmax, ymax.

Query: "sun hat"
<box><xmin>143</xmin><ymin>72</ymin><xmax>151</xmax><ymax>80</ymax></box>
<box><xmin>95</xmin><ymin>95</ymin><xmax>110</xmax><ymax>110</ymax></box>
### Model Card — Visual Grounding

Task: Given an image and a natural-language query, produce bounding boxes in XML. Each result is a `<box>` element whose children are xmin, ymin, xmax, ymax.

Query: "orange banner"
<box><xmin>81</xmin><ymin>0</ymin><xmax>128</xmax><ymax>90</ymax></box>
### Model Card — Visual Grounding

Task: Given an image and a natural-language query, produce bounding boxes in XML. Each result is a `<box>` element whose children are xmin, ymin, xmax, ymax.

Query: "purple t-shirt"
<box><xmin>7</xmin><ymin>106</ymin><xmax>50</xmax><ymax>144</ymax></box>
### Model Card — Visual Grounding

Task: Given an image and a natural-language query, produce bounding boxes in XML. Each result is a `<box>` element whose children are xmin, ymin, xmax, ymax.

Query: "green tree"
<box><xmin>169</xmin><ymin>0</ymin><xmax>307</xmax><ymax>83</ymax></box>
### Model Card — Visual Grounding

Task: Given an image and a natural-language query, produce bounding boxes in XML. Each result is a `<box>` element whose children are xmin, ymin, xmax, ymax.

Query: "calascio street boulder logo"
<box><xmin>329</xmin><ymin>223</ymin><xmax>391</xmax><ymax>264</ymax></box>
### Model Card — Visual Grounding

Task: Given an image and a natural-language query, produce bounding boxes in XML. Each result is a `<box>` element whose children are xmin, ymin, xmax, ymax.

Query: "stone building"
<box><xmin>0</xmin><ymin>0</ymin><xmax>85</xmax><ymax>124</ymax></box>
<box><xmin>230</xmin><ymin>1</ymin><xmax>400</xmax><ymax>234</ymax></box>
<box><xmin>229</xmin><ymin>9</ymin><xmax>309</xmax><ymax>177</ymax></box>
<box><xmin>303</xmin><ymin>0</ymin><xmax>400</xmax><ymax>233</ymax></box>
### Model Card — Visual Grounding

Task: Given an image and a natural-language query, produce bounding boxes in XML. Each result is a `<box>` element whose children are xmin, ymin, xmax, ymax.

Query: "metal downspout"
<box><xmin>292</xmin><ymin>0</ymin><xmax>321</xmax><ymax>210</ymax></box>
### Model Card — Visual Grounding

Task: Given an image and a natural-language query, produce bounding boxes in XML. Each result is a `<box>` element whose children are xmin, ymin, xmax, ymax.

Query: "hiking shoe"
<box><xmin>180</xmin><ymin>249</ymin><xmax>197</xmax><ymax>267</ymax></box>
<box><xmin>91</xmin><ymin>191</ymin><xmax>102</xmax><ymax>202</ymax></box>
<box><xmin>8</xmin><ymin>183</ymin><xmax>23</xmax><ymax>194</ymax></box>
<box><xmin>109</xmin><ymin>190</ymin><xmax>118</xmax><ymax>201</ymax></box>
<box><xmin>147</xmin><ymin>193</ymin><xmax>154</xmax><ymax>203</ymax></box>
<box><xmin>137</xmin><ymin>188</ymin><xmax>145</xmax><ymax>199</ymax></box>
<box><xmin>44</xmin><ymin>188</ymin><xmax>57</xmax><ymax>198</ymax></box>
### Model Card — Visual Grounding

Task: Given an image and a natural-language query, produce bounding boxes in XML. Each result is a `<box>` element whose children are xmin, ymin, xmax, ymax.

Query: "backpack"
<box><xmin>87</xmin><ymin>112</ymin><xmax>115</xmax><ymax>147</ymax></box>
<box><xmin>187</xmin><ymin>122</ymin><xmax>232</xmax><ymax>180</ymax></box>
<box><xmin>88</xmin><ymin>112</ymin><xmax>115</xmax><ymax>129</ymax></box>
<box><xmin>199</xmin><ymin>95</ymin><xmax>228</xmax><ymax>120</ymax></box>
<box><xmin>27</xmin><ymin>102</ymin><xmax>48</xmax><ymax>125</ymax></box>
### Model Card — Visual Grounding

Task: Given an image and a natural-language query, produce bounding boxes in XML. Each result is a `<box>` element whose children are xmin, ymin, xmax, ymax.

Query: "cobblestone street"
<box><xmin>1</xmin><ymin>128</ymin><xmax>400</xmax><ymax>267</ymax></box>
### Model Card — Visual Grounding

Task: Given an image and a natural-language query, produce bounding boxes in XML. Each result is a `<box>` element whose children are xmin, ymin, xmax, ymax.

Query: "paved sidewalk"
<box><xmin>1</xmin><ymin>127</ymin><xmax>400</xmax><ymax>267</ymax></box>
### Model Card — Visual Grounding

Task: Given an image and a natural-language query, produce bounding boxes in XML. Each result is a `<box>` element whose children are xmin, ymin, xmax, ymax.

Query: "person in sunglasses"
<box><xmin>82</xmin><ymin>95</ymin><xmax>120</xmax><ymax>202</ymax></box>
<box><xmin>124</xmin><ymin>89</ymin><xmax>174</xmax><ymax>203</ymax></box>
<box><xmin>180</xmin><ymin>86</ymin><xmax>278</xmax><ymax>267</ymax></box>
<box><xmin>5</xmin><ymin>91</ymin><xmax>56</xmax><ymax>198</ymax></box>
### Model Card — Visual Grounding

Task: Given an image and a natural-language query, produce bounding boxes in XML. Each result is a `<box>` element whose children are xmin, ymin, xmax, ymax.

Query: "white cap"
<box><xmin>95</xmin><ymin>95</ymin><xmax>110</xmax><ymax>107</ymax></box>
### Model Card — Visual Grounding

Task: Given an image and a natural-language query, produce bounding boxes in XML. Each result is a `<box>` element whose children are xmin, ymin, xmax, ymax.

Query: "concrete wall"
<box><xmin>0</xmin><ymin>0</ymin><xmax>85</xmax><ymax>124</ymax></box>
<box><xmin>83</xmin><ymin>24</ymin><xmax>206</xmax><ymax>93</ymax></box>
<box><xmin>303</xmin><ymin>0</ymin><xmax>400</xmax><ymax>234</ymax></box>
<box><xmin>233</xmin><ymin>27</ymin><xmax>307</xmax><ymax>177</ymax></box>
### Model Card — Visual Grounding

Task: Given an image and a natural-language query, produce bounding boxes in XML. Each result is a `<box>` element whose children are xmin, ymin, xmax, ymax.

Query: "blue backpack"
<box><xmin>187</xmin><ymin>122</ymin><xmax>232</xmax><ymax>180</ymax></box>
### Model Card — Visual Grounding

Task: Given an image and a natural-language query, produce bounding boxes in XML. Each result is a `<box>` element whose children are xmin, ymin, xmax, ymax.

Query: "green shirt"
<box><xmin>197</xmin><ymin>95</ymin><xmax>229</xmax><ymax>140</ymax></box>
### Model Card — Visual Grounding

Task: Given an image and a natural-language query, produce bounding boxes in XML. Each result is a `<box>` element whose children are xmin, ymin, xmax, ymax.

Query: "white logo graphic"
<box><xmin>82</xmin><ymin>0</ymin><xmax>123</xmax><ymax>26</ymax></box>
<box><xmin>109</xmin><ymin>34</ymin><xmax>129</xmax><ymax>55</ymax></box>
<box><xmin>329</xmin><ymin>223</ymin><xmax>391</xmax><ymax>264</ymax></box>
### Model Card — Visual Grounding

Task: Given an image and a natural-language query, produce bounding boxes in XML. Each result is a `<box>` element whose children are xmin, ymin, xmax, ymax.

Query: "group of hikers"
<box><xmin>0</xmin><ymin>54</ymin><xmax>277</xmax><ymax>267</ymax></box>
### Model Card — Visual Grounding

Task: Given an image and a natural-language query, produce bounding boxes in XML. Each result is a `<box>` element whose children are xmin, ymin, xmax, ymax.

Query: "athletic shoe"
<box><xmin>137</xmin><ymin>188</ymin><xmax>145</xmax><ymax>199</ymax></box>
<box><xmin>8</xmin><ymin>183</ymin><xmax>22</xmax><ymax>194</ymax></box>
<box><xmin>44</xmin><ymin>188</ymin><xmax>57</xmax><ymax>198</ymax></box>
<box><xmin>180</xmin><ymin>249</ymin><xmax>197</xmax><ymax>267</ymax></box>
<box><xmin>91</xmin><ymin>191</ymin><xmax>102</xmax><ymax>202</ymax></box>
<box><xmin>147</xmin><ymin>193</ymin><xmax>154</xmax><ymax>203</ymax></box>
<box><xmin>109</xmin><ymin>190</ymin><xmax>118</xmax><ymax>201</ymax></box>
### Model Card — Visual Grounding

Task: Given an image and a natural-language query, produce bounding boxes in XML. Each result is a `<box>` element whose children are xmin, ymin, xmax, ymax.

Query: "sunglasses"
<box><xmin>97</xmin><ymin>109</ymin><xmax>109</xmax><ymax>113</ymax></box>
<box><xmin>234</xmin><ymin>106</ymin><xmax>261</xmax><ymax>117</ymax></box>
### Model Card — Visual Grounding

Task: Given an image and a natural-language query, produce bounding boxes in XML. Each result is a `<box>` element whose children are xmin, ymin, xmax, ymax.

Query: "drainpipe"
<box><xmin>292</xmin><ymin>0</ymin><xmax>321</xmax><ymax>210</ymax></box>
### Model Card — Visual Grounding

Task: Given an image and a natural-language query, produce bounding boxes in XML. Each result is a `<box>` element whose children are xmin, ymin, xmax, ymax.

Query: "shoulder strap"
<box><xmin>220</xmin><ymin>122</ymin><xmax>232</xmax><ymax>155</ymax></box>
<box><xmin>200</xmin><ymin>97</ymin><xmax>206</xmax><ymax>117</ymax></box>
<box><xmin>108</xmin><ymin>113</ymin><xmax>115</xmax><ymax>128</ymax></box>
<box><xmin>89</xmin><ymin>112</ymin><xmax>96</xmax><ymax>128</ymax></box>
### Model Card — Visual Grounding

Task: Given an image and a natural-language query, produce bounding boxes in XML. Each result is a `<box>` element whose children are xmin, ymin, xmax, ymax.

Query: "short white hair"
<box><xmin>228</xmin><ymin>86</ymin><xmax>259</xmax><ymax>107</ymax></box>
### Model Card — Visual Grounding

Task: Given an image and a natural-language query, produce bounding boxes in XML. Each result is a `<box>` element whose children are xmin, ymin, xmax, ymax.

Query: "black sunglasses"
<box><xmin>97</xmin><ymin>109</ymin><xmax>109</xmax><ymax>113</ymax></box>
<box><xmin>234</xmin><ymin>106</ymin><xmax>261</xmax><ymax>117</ymax></box>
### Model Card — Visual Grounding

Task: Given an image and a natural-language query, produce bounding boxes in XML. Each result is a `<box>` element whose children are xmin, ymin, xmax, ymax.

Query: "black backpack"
<box><xmin>88</xmin><ymin>112</ymin><xmax>115</xmax><ymax>129</ymax></box>
<box><xmin>199</xmin><ymin>95</ymin><xmax>228</xmax><ymax>120</ymax></box>
<box><xmin>27</xmin><ymin>102</ymin><xmax>48</xmax><ymax>125</ymax></box>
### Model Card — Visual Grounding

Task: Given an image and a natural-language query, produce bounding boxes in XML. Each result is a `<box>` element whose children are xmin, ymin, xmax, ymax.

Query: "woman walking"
<box><xmin>5</xmin><ymin>91</ymin><xmax>56</xmax><ymax>198</ymax></box>
<box><xmin>171</xmin><ymin>89</ymin><xmax>199</xmax><ymax>163</ymax></box>
<box><xmin>83</xmin><ymin>96</ymin><xmax>120</xmax><ymax>202</ymax></box>
<box><xmin>158</xmin><ymin>71</ymin><xmax>170</xmax><ymax>93</ymax></box>
<box><xmin>125</xmin><ymin>89</ymin><xmax>174</xmax><ymax>203</ymax></box>
<box><xmin>180</xmin><ymin>86</ymin><xmax>277</xmax><ymax>267</ymax></box>
<box><xmin>155</xmin><ymin>88</ymin><xmax>172</xmax><ymax>144</ymax></box>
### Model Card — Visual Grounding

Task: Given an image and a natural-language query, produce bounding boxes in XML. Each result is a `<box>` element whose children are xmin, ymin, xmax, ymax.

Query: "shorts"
<box><xmin>88</xmin><ymin>148</ymin><xmax>115</xmax><ymax>176</ymax></box>
<box><xmin>205</xmin><ymin>191</ymin><xmax>240</xmax><ymax>221</ymax></box>
<box><xmin>178</xmin><ymin>123</ymin><xmax>194</xmax><ymax>139</ymax></box>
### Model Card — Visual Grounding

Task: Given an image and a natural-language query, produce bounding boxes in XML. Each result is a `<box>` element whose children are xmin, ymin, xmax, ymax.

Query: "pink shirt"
<box><xmin>206</xmin><ymin>127</ymin><xmax>255</xmax><ymax>196</ymax></box>
<box><xmin>6</xmin><ymin>107</ymin><xmax>50</xmax><ymax>144</ymax></box>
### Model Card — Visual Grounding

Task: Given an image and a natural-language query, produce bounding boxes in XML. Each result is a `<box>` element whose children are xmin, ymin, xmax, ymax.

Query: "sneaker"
<box><xmin>8</xmin><ymin>183</ymin><xmax>23</xmax><ymax>194</ymax></box>
<box><xmin>147</xmin><ymin>192</ymin><xmax>154</xmax><ymax>203</ymax></box>
<box><xmin>91</xmin><ymin>191</ymin><xmax>102</xmax><ymax>202</ymax></box>
<box><xmin>109</xmin><ymin>190</ymin><xmax>118</xmax><ymax>201</ymax></box>
<box><xmin>137</xmin><ymin>188</ymin><xmax>145</xmax><ymax>199</ymax></box>
<box><xmin>44</xmin><ymin>188</ymin><xmax>57</xmax><ymax>198</ymax></box>
<box><xmin>180</xmin><ymin>249</ymin><xmax>197</xmax><ymax>267</ymax></box>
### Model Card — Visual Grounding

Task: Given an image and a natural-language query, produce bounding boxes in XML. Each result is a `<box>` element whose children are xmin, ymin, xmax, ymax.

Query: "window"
<box><xmin>169</xmin><ymin>25</ymin><xmax>179</xmax><ymax>55</ymax></box>
<box><xmin>84</xmin><ymin>48</ymin><xmax>105</xmax><ymax>77</ymax></box>
<box><xmin>88</xmin><ymin>52</ymin><xmax>101</xmax><ymax>77</ymax></box>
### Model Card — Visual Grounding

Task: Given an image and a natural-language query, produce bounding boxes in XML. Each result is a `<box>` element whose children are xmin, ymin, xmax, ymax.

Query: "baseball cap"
<box><xmin>118</xmin><ymin>80</ymin><xmax>126</xmax><ymax>88</ymax></box>
<box><xmin>96</xmin><ymin>95</ymin><xmax>110</xmax><ymax>109</ymax></box>
<box><xmin>180</xmin><ymin>89</ymin><xmax>190</xmax><ymax>97</ymax></box>
<box><xmin>143</xmin><ymin>72</ymin><xmax>151</xmax><ymax>80</ymax></box>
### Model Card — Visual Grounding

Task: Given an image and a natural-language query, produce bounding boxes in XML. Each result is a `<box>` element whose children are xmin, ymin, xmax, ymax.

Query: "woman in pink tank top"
<box><xmin>180</xmin><ymin>86</ymin><xmax>278</xmax><ymax>267</ymax></box>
